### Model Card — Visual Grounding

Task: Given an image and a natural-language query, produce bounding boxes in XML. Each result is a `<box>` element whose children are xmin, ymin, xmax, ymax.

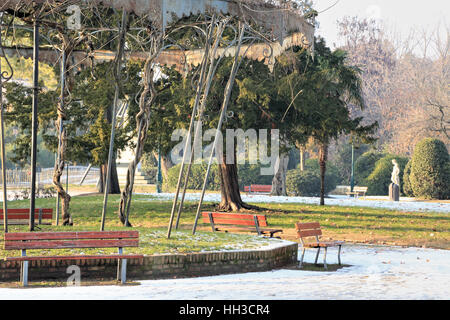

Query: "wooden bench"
<box><xmin>3</xmin><ymin>230</ymin><xmax>143</xmax><ymax>286</ymax></box>
<box><xmin>0</xmin><ymin>208</ymin><xmax>53</xmax><ymax>225</ymax></box>
<box><xmin>295</xmin><ymin>222</ymin><xmax>345</xmax><ymax>270</ymax></box>
<box><xmin>346</xmin><ymin>186</ymin><xmax>368</xmax><ymax>198</ymax></box>
<box><xmin>201</xmin><ymin>212</ymin><xmax>283</xmax><ymax>238</ymax></box>
<box><xmin>244</xmin><ymin>184</ymin><xmax>272</xmax><ymax>194</ymax></box>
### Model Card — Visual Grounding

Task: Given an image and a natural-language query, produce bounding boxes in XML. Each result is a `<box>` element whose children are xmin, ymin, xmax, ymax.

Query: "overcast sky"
<box><xmin>313</xmin><ymin>0</ymin><xmax>449</xmax><ymax>49</ymax></box>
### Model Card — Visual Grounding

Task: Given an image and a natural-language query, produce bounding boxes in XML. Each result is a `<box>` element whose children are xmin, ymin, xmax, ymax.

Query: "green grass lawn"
<box><xmin>1</xmin><ymin>193</ymin><xmax>449</xmax><ymax>259</ymax></box>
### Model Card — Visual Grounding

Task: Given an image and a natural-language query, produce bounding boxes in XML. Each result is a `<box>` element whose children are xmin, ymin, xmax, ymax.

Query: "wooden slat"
<box><xmin>302</xmin><ymin>241</ymin><xmax>344</xmax><ymax>248</ymax></box>
<box><xmin>250</xmin><ymin>185</ymin><xmax>271</xmax><ymax>191</ymax></box>
<box><xmin>210</xmin><ymin>212</ymin><xmax>256</xmax><ymax>220</ymax></box>
<box><xmin>0</xmin><ymin>213</ymin><xmax>52</xmax><ymax>220</ymax></box>
<box><xmin>244</xmin><ymin>185</ymin><xmax>271</xmax><ymax>192</ymax></box>
<box><xmin>4</xmin><ymin>231</ymin><xmax>139</xmax><ymax>241</ymax></box>
<box><xmin>296</xmin><ymin>222</ymin><xmax>321</xmax><ymax>230</ymax></box>
<box><xmin>202</xmin><ymin>212</ymin><xmax>268</xmax><ymax>227</ymax></box>
<box><xmin>5</xmin><ymin>254</ymin><xmax>144</xmax><ymax>262</ymax></box>
<box><xmin>297</xmin><ymin>229</ymin><xmax>321</xmax><ymax>238</ymax></box>
<box><xmin>209</xmin><ymin>218</ymin><xmax>260</xmax><ymax>226</ymax></box>
<box><xmin>0</xmin><ymin>208</ymin><xmax>52</xmax><ymax>214</ymax></box>
<box><xmin>0</xmin><ymin>221</ymin><xmax>52</xmax><ymax>226</ymax></box>
<box><xmin>4</xmin><ymin>239</ymin><xmax>139</xmax><ymax>250</ymax></box>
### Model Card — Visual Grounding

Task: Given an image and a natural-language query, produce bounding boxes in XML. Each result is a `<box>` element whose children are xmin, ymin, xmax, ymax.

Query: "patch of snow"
<box><xmin>137</xmin><ymin>193</ymin><xmax>450</xmax><ymax>213</ymax></box>
<box><xmin>0</xmin><ymin>245</ymin><xmax>449</xmax><ymax>300</ymax></box>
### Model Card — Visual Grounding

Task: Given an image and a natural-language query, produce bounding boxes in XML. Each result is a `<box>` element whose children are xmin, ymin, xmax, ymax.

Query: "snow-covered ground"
<box><xmin>1</xmin><ymin>245</ymin><xmax>449</xmax><ymax>300</ymax></box>
<box><xmin>139</xmin><ymin>192</ymin><xmax>450</xmax><ymax>213</ymax></box>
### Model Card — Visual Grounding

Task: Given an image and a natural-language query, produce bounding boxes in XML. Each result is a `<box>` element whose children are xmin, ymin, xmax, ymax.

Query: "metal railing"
<box><xmin>0</xmin><ymin>165</ymin><xmax>99</xmax><ymax>187</ymax></box>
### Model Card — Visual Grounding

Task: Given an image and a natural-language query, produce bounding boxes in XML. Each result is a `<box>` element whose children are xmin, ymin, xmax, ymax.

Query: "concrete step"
<box><xmin>117</xmin><ymin>172</ymin><xmax>154</xmax><ymax>186</ymax></box>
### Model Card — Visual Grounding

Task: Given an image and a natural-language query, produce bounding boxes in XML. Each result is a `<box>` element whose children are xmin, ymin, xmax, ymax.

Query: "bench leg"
<box><xmin>338</xmin><ymin>245</ymin><xmax>342</xmax><ymax>265</ymax></box>
<box><xmin>314</xmin><ymin>247</ymin><xmax>320</xmax><ymax>265</ymax></box>
<box><xmin>21</xmin><ymin>261</ymin><xmax>29</xmax><ymax>287</ymax></box>
<box><xmin>116</xmin><ymin>258</ymin><xmax>127</xmax><ymax>284</ymax></box>
<box><xmin>121</xmin><ymin>259</ymin><xmax>127</xmax><ymax>284</ymax></box>
<box><xmin>323</xmin><ymin>247</ymin><xmax>328</xmax><ymax>270</ymax></box>
<box><xmin>299</xmin><ymin>248</ymin><xmax>306</xmax><ymax>268</ymax></box>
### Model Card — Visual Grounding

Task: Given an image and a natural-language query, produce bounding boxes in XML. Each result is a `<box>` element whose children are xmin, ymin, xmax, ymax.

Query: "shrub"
<box><xmin>409</xmin><ymin>138</ymin><xmax>450</xmax><ymax>200</ymax></box>
<box><xmin>365</xmin><ymin>155</ymin><xmax>409</xmax><ymax>196</ymax></box>
<box><xmin>402</xmin><ymin>160</ymin><xmax>414</xmax><ymax>197</ymax></box>
<box><xmin>354</xmin><ymin>150</ymin><xmax>385</xmax><ymax>185</ymax></box>
<box><xmin>286</xmin><ymin>170</ymin><xmax>322</xmax><ymax>196</ymax></box>
<box><xmin>287</xmin><ymin>159</ymin><xmax>340</xmax><ymax>196</ymax></box>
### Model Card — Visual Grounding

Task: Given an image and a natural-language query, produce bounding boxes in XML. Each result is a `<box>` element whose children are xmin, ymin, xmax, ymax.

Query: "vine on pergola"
<box><xmin>0</xmin><ymin>0</ymin><xmax>314</xmax><ymax>232</ymax></box>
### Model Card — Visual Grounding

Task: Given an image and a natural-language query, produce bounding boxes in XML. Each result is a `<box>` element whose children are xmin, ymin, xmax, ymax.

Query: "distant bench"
<box><xmin>3</xmin><ymin>230</ymin><xmax>143</xmax><ymax>286</ymax></box>
<box><xmin>244</xmin><ymin>184</ymin><xmax>272</xmax><ymax>194</ymax></box>
<box><xmin>346</xmin><ymin>186</ymin><xmax>368</xmax><ymax>198</ymax></box>
<box><xmin>201</xmin><ymin>212</ymin><xmax>282</xmax><ymax>238</ymax></box>
<box><xmin>0</xmin><ymin>208</ymin><xmax>53</xmax><ymax>225</ymax></box>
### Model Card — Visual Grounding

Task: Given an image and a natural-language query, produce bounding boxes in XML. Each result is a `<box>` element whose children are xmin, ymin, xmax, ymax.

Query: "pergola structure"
<box><xmin>0</xmin><ymin>0</ymin><xmax>314</xmax><ymax>236</ymax></box>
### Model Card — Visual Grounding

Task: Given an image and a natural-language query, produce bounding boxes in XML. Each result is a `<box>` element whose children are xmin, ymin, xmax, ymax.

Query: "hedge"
<box><xmin>409</xmin><ymin>138</ymin><xmax>450</xmax><ymax>200</ymax></box>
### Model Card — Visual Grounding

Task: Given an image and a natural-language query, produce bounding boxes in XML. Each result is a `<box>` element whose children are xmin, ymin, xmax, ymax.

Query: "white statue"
<box><xmin>391</xmin><ymin>159</ymin><xmax>400</xmax><ymax>186</ymax></box>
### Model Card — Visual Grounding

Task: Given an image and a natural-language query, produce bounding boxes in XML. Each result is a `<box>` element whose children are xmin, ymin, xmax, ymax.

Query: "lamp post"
<box><xmin>29</xmin><ymin>17</ymin><xmax>39</xmax><ymax>231</ymax></box>
<box><xmin>350</xmin><ymin>143</ymin><xmax>355</xmax><ymax>193</ymax></box>
<box><xmin>156</xmin><ymin>139</ymin><xmax>162</xmax><ymax>193</ymax></box>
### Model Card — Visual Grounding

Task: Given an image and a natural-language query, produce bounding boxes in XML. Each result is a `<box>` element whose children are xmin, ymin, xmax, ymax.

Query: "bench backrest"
<box><xmin>0</xmin><ymin>208</ymin><xmax>53</xmax><ymax>221</ymax></box>
<box><xmin>244</xmin><ymin>185</ymin><xmax>272</xmax><ymax>192</ymax></box>
<box><xmin>201</xmin><ymin>212</ymin><xmax>268</xmax><ymax>227</ymax></box>
<box><xmin>295</xmin><ymin>222</ymin><xmax>322</xmax><ymax>242</ymax></box>
<box><xmin>354</xmin><ymin>187</ymin><xmax>368</xmax><ymax>192</ymax></box>
<box><xmin>3</xmin><ymin>231</ymin><xmax>139</xmax><ymax>251</ymax></box>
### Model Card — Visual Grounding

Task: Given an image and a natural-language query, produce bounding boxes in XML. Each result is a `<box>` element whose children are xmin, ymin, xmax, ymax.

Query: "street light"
<box><xmin>350</xmin><ymin>143</ymin><xmax>355</xmax><ymax>193</ymax></box>
<box><xmin>156</xmin><ymin>137</ymin><xmax>162</xmax><ymax>193</ymax></box>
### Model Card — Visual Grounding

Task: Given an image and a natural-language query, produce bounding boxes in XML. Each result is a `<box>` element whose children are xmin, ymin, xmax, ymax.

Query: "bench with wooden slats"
<box><xmin>295</xmin><ymin>222</ymin><xmax>345</xmax><ymax>270</ymax></box>
<box><xmin>3</xmin><ymin>231</ymin><xmax>143</xmax><ymax>286</ymax></box>
<box><xmin>244</xmin><ymin>184</ymin><xmax>272</xmax><ymax>194</ymax></box>
<box><xmin>346</xmin><ymin>186</ymin><xmax>368</xmax><ymax>198</ymax></box>
<box><xmin>0</xmin><ymin>208</ymin><xmax>53</xmax><ymax>225</ymax></box>
<box><xmin>201</xmin><ymin>212</ymin><xmax>282</xmax><ymax>238</ymax></box>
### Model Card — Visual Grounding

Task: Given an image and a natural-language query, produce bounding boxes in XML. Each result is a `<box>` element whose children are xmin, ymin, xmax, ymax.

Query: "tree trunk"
<box><xmin>217</xmin><ymin>153</ymin><xmax>252</xmax><ymax>211</ymax></box>
<box><xmin>97</xmin><ymin>159</ymin><xmax>120</xmax><ymax>194</ymax></box>
<box><xmin>297</xmin><ymin>143</ymin><xmax>306</xmax><ymax>171</ymax></box>
<box><xmin>153</xmin><ymin>152</ymin><xmax>173</xmax><ymax>182</ymax></box>
<box><xmin>52</xmin><ymin>42</ymin><xmax>72</xmax><ymax>226</ymax></box>
<box><xmin>53</xmin><ymin>127</ymin><xmax>72</xmax><ymax>226</ymax></box>
<box><xmin>300</xmin><ymin>146</ymin><xmax>305</xmax><ymax>171</ymax></box>
<box><xmin>97</xmin><ymin>165</ymin><xmax>104</xmax><ymax>193</ymax></box>
<box><xmin>319</xmin><ymin>143</ymin><xmax>329</xmax><ymax>206</ymax></box>
<box><xmin>271</xmin><ymin>152</ymin><xmax>289</xmax><ymax>196</ymax></box>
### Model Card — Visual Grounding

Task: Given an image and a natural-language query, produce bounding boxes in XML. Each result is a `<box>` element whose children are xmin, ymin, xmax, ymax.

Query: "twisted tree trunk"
<box><xmin>53</xmin><ymin>101</ymin><xmax>72</xmax><ymax>225</ymax></box>
<box><xmin>118</xmin><ymin>38</ymin><xmax>161</xmax><ymax>226</ymax></box>
<box><xmin>53</xmin><ymin>40</ymin><xmax>72</xmax><ymax>226</ymax></box>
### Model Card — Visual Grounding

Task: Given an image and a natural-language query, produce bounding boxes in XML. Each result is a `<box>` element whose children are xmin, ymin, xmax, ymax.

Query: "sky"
<box><xmin>313</xmin><ymin>0</ymin><xmax>449</xmax><ymax>49</ymax></box>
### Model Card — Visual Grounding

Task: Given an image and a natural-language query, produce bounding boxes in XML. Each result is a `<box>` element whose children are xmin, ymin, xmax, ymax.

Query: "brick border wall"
<box><xmin>0</xmin><ymin>242</ymin><xmax>298</xmax><ymax>283</ymax></box>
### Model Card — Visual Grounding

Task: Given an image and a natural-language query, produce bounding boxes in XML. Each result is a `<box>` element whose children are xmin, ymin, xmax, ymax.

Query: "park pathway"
<box><xmin>0</xmin><ymin>244</ymin><xmax>449</xmax><ymax>300</ymax></box>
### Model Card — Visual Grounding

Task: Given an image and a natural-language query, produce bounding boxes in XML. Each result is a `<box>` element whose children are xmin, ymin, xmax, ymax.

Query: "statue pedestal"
<box><xmin>389</xmin><ymin>183</ymin><xmax>400</xmax><ymax>201</ymax></box>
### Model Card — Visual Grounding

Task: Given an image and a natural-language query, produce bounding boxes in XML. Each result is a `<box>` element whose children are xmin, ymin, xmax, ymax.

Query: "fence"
<box><xmin>0</xmin><ymin>166</ymin><xmax>100</xmax><ymax>188</ymax></box>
